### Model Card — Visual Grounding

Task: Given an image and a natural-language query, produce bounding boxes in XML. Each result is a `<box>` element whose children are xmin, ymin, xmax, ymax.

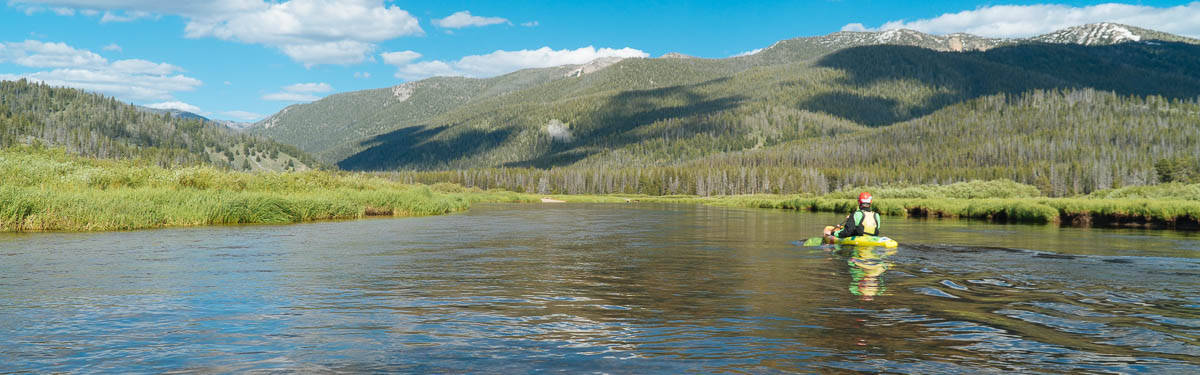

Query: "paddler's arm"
<box><xmin>833</xmin><ymin>213</ymin><xmax>858</xmax><ymax>238</ymax></box>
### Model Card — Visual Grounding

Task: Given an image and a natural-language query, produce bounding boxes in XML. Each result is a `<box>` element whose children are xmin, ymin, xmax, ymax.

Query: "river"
<box><xmin>1</xmin><ymin>203</ymin><xmax>1197</xmax><ymax>373</ymax></box>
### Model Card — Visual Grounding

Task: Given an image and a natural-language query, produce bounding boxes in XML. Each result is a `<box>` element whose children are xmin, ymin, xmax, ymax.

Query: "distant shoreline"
<box><xmin>3</xmin><ymin>148</ymin><xmax>1196</xmax><ymax>233</ymax></box>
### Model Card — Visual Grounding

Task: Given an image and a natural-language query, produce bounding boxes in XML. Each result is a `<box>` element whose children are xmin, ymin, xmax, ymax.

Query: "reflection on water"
<box><xmin>842</xmin><ymin>246</ymin><xmax>896</xmax><ymax>300</ymax></box>
<box><xmin>0</xmin><ymin>203</ymin><xmax>1197</xmax><ymax>373</ymax></box>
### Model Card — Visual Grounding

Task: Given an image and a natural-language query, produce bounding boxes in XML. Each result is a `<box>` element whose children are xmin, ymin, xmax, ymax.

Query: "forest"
<box><xmin>0</xmin><ymin>80</ymin><xmax>319</xmax><ymax>171</ymax></box>
<box><xmin>273</xmin><ymin>40</ymin><xmax>1200</xmax><ymax>196</ymax></box>
<box><xmin>381</xmin><ymin>89</ymin><xmax>1200</xmax><ymax>197</ymax></box>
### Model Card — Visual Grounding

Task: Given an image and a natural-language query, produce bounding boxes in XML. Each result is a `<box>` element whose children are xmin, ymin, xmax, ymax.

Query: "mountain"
<box><xmin>215</xmin><ymin>120</ymin><xmax>257</xmax><ymax>131</ymax></box>
<box><xmin>252</xmin><ymin>23</ymin><xmax>1200</xmax><ymax>194</ymax></box>
<box><xmin>0</xmin><ymin>79</ymin><xmax>320</xmax><ymax>171</ymax></box>
<box><xmin>1030</xmin><ymin>23</ymin><xmax>1197</xmax><ymax>45</ymax></box>
<box><xmin>137</xmin><ymin>106</ymin><xmax>257</xmax><ymax>131</ymax></box>
<box><xmin>137</xmin><ymin>106</ymin><xmax>210</xmax><ymax>122</ymax></box>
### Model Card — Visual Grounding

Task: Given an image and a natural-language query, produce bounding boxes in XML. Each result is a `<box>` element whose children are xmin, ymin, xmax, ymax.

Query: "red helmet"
<box><xmin>858</xmin><ymin>192</ymin><xmax>873</xmax><ymax>206</ymax></box>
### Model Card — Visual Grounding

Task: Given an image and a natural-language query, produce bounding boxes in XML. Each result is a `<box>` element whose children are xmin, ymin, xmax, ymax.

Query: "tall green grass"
<box><xmin>5</xmin><ymin>149</ymin><xmax>1196</xmax><ymax>232</ymax></box>
<box><xmin>529</xmin><ymin>180</ymin><xmax>1198</xmax><ymax>228</ymax></box>
<box><xmin>711</xmin><ymin>180</ymin><xmax>1199</xmax><ymax>228</ymax></box>
<box><xmin>0</xmin><ymin>147</ymin><xmax>531</xmax><ymax>232</ymax></box>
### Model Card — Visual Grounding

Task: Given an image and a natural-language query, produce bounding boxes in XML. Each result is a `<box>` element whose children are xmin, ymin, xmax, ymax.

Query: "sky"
<box><xmin>1</xmin><ymin>1</ymin><xmax>1198</xmax><ymax>122</ymax></box>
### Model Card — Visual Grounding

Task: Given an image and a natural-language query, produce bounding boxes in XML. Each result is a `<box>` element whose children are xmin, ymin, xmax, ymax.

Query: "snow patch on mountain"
<box><xmin>1031</xmin><ymin>23</ymin><xmax>1145</xmax><ymax>45</ymax></box>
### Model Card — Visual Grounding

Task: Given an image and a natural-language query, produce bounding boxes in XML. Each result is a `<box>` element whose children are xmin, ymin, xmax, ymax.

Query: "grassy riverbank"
<box><xmin>0</xmin><ymin>147</ymin><xmax>531</xmax><ymax>232</ymax></box>
<box><xmin>4</xmin><ymin>148</ymin><xmax>1196</xmax><ymax>232</ymax></box>
<box><xmin>539</xmin><ymin>180</ymin><xmax>1200</xmax><ymax>229</ymax></box>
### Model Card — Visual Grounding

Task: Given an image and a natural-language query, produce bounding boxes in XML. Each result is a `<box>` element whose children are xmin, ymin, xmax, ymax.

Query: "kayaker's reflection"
<box><xmin>843</xmin><ymin>246</ymin><xmax>896</xmax><ymax>301</ymax></box>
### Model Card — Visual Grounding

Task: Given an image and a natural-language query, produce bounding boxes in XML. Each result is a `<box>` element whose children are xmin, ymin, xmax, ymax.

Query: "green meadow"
<box><xmin>0</xmin><ymin>146</ymin><xmax>530</xmax><ymax>232</ymax></box>
<box><xmin>2</xmin><ymin>148</ymin><xmax>1197</xmax><ymax>232</ymax></box>
<box><xmin>662</xmin><ymin>180</ymin><xmax>1200</xmax><ymax>228</ymax></box>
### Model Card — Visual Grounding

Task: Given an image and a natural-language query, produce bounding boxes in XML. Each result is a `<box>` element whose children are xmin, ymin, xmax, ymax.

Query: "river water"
<box><xmin>1</xmin><ymin>203</ymin><xmax>1197</xmax><ymax>373</ymax></box>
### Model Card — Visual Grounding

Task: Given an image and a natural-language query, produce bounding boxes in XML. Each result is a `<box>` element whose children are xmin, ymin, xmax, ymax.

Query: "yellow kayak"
<box><xmin>835</xmin><ymin>235</ymin><xmax>899</xmax><ymax>248</ymax></box>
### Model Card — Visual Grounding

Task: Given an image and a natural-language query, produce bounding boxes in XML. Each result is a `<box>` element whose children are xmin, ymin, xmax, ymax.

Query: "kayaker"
<box><xmin>824</xmin><ymin>192</ymin><xmax>881</xmax><ymax>242</ymax></box>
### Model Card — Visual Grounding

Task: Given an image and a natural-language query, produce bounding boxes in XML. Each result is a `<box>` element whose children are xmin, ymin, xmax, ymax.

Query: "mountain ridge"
<box><xmin>1</xmin><ymin>79</ymin><xmax>320</xmax><ymax>171</ymax></box>
<box><xmin>249</xmin><ymin>23</ymin><xmax>1200</xmax><ymax>188</ymax></box>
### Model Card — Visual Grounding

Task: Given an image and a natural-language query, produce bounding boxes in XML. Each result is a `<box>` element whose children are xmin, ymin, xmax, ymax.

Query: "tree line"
<box><xmin>0</xmin><ymin>79</ymin><xmax>320</xmax><ymax>170</ymax></box>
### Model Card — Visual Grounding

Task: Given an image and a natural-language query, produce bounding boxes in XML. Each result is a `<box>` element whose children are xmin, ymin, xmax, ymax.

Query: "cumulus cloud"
<box><xmin>146</xmin><ymin>101</ymin><xmax>202</xmax><ymax>113</ymax></box>
<box><xmin>100</xmin><ymin>10</ymin><xmax>153</xmax><ymax>23</ymax></box>
<box><xmin>9</xmin><ymin>1</ymin><xmax>262</xmax><ymax>16</ymax></box>
<box><xmin>381</xmin><ymin>50</ymin><xmax>421</xmax><ymax>65</ymax></box>
<box><xmin>391</xmin><ymin>60</ymin><xmax>463</xmax><ymax>80</ymax></box>
<box><xmin>0</xmin><ymin>40</ymin><xmax>201</xmax><ymax>101</ymax></box>
<box><xmin>282</xmin><ymin>82</ymin><xmax>332</xmax><ymax>93</ymax></box>
<box><xmin>102</xmin><ymin>43</ymin><xmax>121</xmax><ymax>52</ymax></box>
<box><xmin>521</xmin><ymin>21</ymin><xmax>539</xmax><ymax>27</ymax></box>
<box><xmin>384</xmin><ymin>46</ymin><xmax>648</xmax><ymax>80</ymax></box>
<box><xmin>353</xmin><ymin>71</ymin><xmax>370</xmax><ymax>79</ymax></box>
<box><xmin>843</xmin><ymin>2</ymin><xmax>1200</xmax><ymax>38</ymax></box>
<box><xmin>12</xmin><ymin>0</ymin><xmax>424</xmax><ymax>66</ymax></box>
<box><xmin>0</xmin><ymin>40</ymin><xmax>106</xmax><ymax>68</ymax></box>
<box><xmin>434</xmin><ymin>11</ymin><xmax>509</xmax><ymax>29</ymax></box>
<box><xmin>262</xmin><ymin>82</ymin><xmax>332</xmax><ymax>102</ymax></box>
<box><xmin>110</xmin><ymin>59</ymin><xmax>180</xmax><ymax>75</ymax></box>
<box><xmin>733</xmin><ymin>48</ymin><xmax>763</xmax><ymax>57</ymax></box>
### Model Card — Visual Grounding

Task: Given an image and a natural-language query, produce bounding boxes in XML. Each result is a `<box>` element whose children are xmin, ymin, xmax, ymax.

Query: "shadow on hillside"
<box><xmin>507</xmin><ymin>78</ymin><xmax>746</xmax><ymax>168</ymax></box>
<box><xmin>801</xmin><ymin>41</ymin><xmax>1200</xmax><ymax>127</ymax></box>
<box><xmin>337</xmin><ymin>125</ymin><xmax>514</xmax><ymax>171</ymax></box>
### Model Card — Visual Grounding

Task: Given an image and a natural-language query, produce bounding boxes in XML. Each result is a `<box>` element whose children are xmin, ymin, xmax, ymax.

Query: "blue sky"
<box><xmin>1</xmin><ymin>1</ymin><xmax>1198</xmax><ymax>122</ymax></box>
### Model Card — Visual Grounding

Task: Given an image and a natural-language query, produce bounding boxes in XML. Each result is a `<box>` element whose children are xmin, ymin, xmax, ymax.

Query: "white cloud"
<box><xmin>277</xmin><ymin>40</ymin><xmax>375</xmax><ymax>67</ymax></box>
<box><xmin>221</xmin><ymin>110</ymin><xmax>262</xmax><ymax>121</ymax></box>
<box><xmin>391</xmin><ymin>60</ymin><xmax>463</xmax><ymax>80</ymax></box>
<box><xmin>9</xmin><ymin>1</ymin><xmax>262</xmax><ymax>16</ymax></box>
<box><xmin>12</xmin><ymin>0</ymin><xmax>424</xmax><ymax>66</ymax></box>
<box><xmin>353</xmin><ymin>71</ymin><xmax>370</xmax><ymax>79</ymax></box>
<box><xmin>50</xmin><ymin>7</ymin><xmax>73</xmax><ymax>15</ymax></box>
<box><xmin>0</xmin><ymin>40</ymin><xmax>106</xmax><ymax>68</ymax></box>
<box><xmin>840</xmin><ymin>23</ymin><xmax>868</xmax><ymax>32</ymax></box>
<box><xmin>223</xmin><ymin>80</ymin><xmax>232</xmax><ymax>85</ymax></box>
<box><xmin>100</xmin><ymin>10</ymin><xmax>153</xmax><ymax>23</ymax></box>
<box><xmin>146</xmin><ymin>101</ymin><xmax>202</xmax><ymax>113</ymax></box>
<box><xmin>110</xmin><ymin>59</ymin><xmax>180</xmax><ymax>75</ymax></box>
<box><xmin>381</xmin><ymin>50</ymin><xmax>421</xmax><ymax>65</ymax></box>
<box><xmin>734</xmin><ymin>48</ymin><xmax>763</xmax><ymax>57</ymax></box>
<box><xmin>0</xmin><ymin>40</ymin><xmax>201</xmax><ymax>101</ymax></box>
<box><xmin>385</xmin><ymin>46</ymin><xmax>648</xmax><ymax>80</ymax></box>
<box><xmin>1</xmin><ymin>69</ymin><xmax>202</xmax><ymax>101</ymax></box>
<box><xmin>102</xmin><ymin>43</ymin><xmax>121</xmax><ymax>52</ymax></box>
<box><xmin>844</xmin><ymin>2</ymin><xmax>1200</xmax><ymax>38</ymax></box>
<box><xmin>282</xmin><ymin>82</ymin><xmax>331</xmax><ymax>93</ymax></box>
<box><xmin>434</xmin><ymin>10</ymin><xmax>508</xmax><ymax>29</ymax></box>
<box><xmin>262</xmin><ymin>81</ymin><xmax>332</xmax><ymax>102</ymax></box>
<box><xmin>184</xmin><ymin>0</ymin><xmax>422</xmax><ymax>66</ymax></box>
<box><xmin>521</xmin><ymin>21</ymin><xmax>539</xmax><ymax>27</ymax></box>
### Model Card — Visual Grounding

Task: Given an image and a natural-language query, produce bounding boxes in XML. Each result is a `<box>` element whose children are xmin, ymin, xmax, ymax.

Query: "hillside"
<box><xmin>0</xmin><ymin>79</ymin><xmax>319</xmax><ymax>171</ymax></box>
<box><xmin>253</xmin><ymin>23</ymin><xmax>1200</xmax><ymax>194</ymax></box>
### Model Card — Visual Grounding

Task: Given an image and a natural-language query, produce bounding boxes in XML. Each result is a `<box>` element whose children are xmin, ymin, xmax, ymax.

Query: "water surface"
<box><xmin>1</xmin><ymin>203</ymin><xmax>1197</xmax><ymax>373</ymax></box>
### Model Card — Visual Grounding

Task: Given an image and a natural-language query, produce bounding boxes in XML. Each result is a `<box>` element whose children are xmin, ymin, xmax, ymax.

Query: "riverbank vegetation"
<box><xmin>3</xmin><ymin>148</ymin><xmax>1195</xmax><ymax>232</ymax></box>
<box><xmin>0</xmin><ymin>146</ymin><xmax>530</xmax><ymax>232</ymax></box>
<box><xmin>535</xmin><ymin>180</ymin><xmax>1200</xmax><ymax>229</ymax></box>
